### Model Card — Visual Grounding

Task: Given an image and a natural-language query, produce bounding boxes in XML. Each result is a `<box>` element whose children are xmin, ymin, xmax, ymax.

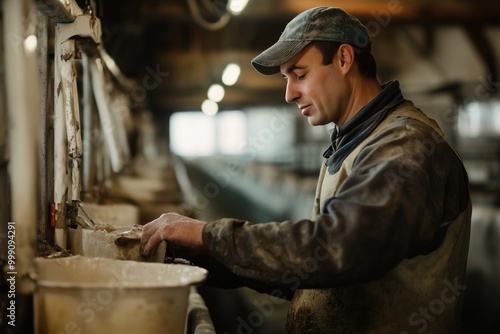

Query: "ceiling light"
<box><xmin>23</xmin><ymin>35</ymin><xmax>37</xmax><ymax>53</ymax></box>
<box><xmin>201</xmin><ymin>99</ymin><xmax>218</xmax><ymax>116</ymax></box>
<box><xmin>207</xmin><ymin>84</ymin><xmax>225</xmax><ymax>102</ymax></box>
<box><xmin>228</xmin><ymin>0</ymin><xmax>249</xmax><ymax>15</ymax></box>
<box><xmin>222</xmin><ymin>63</ymin><xmax>241</xmax><ymax>86</ymax></box>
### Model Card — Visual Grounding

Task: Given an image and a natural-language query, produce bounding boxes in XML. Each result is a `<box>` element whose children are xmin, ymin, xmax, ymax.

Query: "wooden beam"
<box><xmin>101</xmin><ymin>0</ymin><xmax>500</xmax><ymax>25</ymax></box>
<box><xmin>280</xmin><ymin>0</ymin><xmax>500</xmax><ymax>25</ymax></box>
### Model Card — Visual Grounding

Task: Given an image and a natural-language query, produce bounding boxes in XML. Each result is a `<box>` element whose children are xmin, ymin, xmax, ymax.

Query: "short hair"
<box><xmin>312</xmin><ymin>41</ymin><xmax>377</xmax><ymax>78</ymax></box>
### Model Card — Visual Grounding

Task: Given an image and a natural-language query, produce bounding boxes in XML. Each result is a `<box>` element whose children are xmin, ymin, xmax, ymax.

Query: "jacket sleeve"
<box><xmin>201</xmin><ymin>117</ymin><xmax>469</xmax><ymax>289</ymax></box>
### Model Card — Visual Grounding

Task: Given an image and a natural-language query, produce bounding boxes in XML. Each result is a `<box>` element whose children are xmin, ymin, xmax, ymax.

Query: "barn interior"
<box><xmin>1</xmin><ymin>0</ymin><xmax>500</xmax><ymax>333</ymax></box>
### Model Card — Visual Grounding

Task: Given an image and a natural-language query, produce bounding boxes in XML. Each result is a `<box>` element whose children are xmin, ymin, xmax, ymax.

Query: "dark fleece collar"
<box><xmin>323</xmin><ymin>80</ymin><xmax>406</xmax><ymax>174</ymax></box>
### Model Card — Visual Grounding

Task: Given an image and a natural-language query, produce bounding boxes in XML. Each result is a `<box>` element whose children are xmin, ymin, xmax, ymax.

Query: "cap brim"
<box><xmin>251</xmin><ymin>40</ymin><xmax>311</xmax><ymax>75</ymax></box>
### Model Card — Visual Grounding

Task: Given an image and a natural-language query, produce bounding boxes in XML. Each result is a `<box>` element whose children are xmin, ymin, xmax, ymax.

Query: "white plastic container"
<box><xmin>34</xmin><ymin>256</ymin><xmax>207</xmax><ymax>334</ymax></box>
<box><xmin>80</xmin><ymin>224</ymin><xmax>166</xmax><ymax>262</ymax></box>
<box><xmin>68</xmin><ymin>202</ymin><xmax>140</xmax><ymax>257</ymax></box>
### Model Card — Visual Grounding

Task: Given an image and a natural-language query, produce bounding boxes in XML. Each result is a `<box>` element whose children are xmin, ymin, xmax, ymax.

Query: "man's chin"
<box><xmin>307</xmin><ymin>118</ymin><xmax>323</xmax><ymax>127</ymax></box>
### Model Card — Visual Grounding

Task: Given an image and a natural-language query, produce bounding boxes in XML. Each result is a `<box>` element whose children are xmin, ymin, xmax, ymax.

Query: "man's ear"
<box><xmin>337</xmin><ymin>44</ymin><xmax>355</xmax><ymax>73</ymax></box>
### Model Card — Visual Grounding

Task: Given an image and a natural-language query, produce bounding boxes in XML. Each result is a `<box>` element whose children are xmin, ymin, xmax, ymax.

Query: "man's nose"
<box><xmin>285</xmin><ymin>82</ymin><xmax>300</xmax><ymax>104</ymax></box>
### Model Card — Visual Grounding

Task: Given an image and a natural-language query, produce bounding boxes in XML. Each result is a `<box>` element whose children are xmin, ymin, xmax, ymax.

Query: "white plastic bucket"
<box><xmin>34</xmin><ymin>256</ymin><xmax>207</xmax><ymax>334</ymax></box>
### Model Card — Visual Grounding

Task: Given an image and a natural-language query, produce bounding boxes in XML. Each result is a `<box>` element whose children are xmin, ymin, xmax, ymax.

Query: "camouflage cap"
<box><xmin>251</xmin><ymin>7</ymin><xmax>371</xmax><ymax>75</ymax></box>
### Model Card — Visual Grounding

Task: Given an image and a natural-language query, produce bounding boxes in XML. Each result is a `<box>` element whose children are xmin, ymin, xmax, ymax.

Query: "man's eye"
<box><xmin>297</xmin><ymin>74</ymin><xmax>305</xmax><ymax>80</ymax></box>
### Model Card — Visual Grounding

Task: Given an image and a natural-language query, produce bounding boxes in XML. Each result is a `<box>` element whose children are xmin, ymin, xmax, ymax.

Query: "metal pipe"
<box><xmin>2</xmin><ymin>0</ymin><xmax>40</xmax><ymax>294</ymax></box>
<box><xmin>81</xmin><ymin>53</ymin><xmax>96</xmax><ymax>202</ymax></box>
<box><xmin>53</xmin><ymin>14</ymin><xmax>102</xmax><ymax>247</ymax></box>
<box><xmin>36</xmin><ymin>0</ymin><xmax>83</xmax><ymax>23</ymax></box>
<box><xmin>53</xmin><ymin>29</ymin><xmax>69</xmax><ymax>248</ymax></box>
<box><xmin>99</xmin><ymin>46</ymin><xmax>136</xmax><ymax>93</ymax></box>
<box><xmin>61</xmin><ymin>40</ymin><xmax>82</xmax><ymax>162</ymax></box>
<box><xmin>90</xmin><ymin>57</ymin><xmax>127</xmax><ymax>173</ymax></box>
<box><xmin>110</xmin><ymin>91</ymin><xmax>131</xmax><ymax>166</ymax></box>
<box><xmin>35</xmin><ymin>9</ymin><xmax>53</xmax><ymax>245</ymax></box>
<box><xmin>60</xmin><ymin>39</ymin><xmax>82</xmax><ymax>203</ymax></box>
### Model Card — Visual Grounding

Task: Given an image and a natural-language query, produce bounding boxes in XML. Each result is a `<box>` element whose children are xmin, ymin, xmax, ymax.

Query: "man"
<box><xmin>141</xmin><ymin>7</ymin><xmax>471</xmax><ymax>333</ymax></box>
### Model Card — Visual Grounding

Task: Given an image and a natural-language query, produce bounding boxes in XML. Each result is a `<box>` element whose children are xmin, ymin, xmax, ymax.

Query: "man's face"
<box><xmin>280</xmin><ymin>44</ymin><xmax>349</xmax><ymax>126</ymax></box>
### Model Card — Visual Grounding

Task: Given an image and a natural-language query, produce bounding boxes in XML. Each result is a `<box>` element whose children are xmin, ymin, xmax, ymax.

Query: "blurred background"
<box><xmin>1</xmin><ymin>0</ymin><xmax>500</xmax><ymax>333</ymax></box>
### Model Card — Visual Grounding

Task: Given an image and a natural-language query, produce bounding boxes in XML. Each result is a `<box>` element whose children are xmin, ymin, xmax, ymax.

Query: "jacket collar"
<box><xmin>323</xmin><ymin>80</ymin><xmax>406</xmax><ymax>174</ymax></box>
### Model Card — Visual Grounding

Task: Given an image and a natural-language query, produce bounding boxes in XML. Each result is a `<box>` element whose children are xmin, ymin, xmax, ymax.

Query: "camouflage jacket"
<box><xmin>201</xmin><ymin>90</ymin><xmax>471</xmax><ymax>334</ymax></box>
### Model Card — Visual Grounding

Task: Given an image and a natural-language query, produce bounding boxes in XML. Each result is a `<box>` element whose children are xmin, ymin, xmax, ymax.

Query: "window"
<box><xmin>216</xmin><ymin>111</ymin><xmax>246</xmax><ymax>155</ymax></box>
<box><xmin>169</xmin><ymin>111</ymin><xmax>247</xmax><ymax>157</ymax></box>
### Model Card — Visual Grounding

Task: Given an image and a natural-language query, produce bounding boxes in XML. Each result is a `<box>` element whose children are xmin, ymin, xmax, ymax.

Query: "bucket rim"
<box><xmin>34</xmin><ymin>256</ymin><xmax>208</xmax><ymax>289</ymax></box>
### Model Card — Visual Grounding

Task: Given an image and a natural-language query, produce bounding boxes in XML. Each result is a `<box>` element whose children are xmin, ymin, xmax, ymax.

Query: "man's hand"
<box><xmin>140</xmin><ymin>212</ymin><xmax>207</xmax><ymax>258</ymax></box>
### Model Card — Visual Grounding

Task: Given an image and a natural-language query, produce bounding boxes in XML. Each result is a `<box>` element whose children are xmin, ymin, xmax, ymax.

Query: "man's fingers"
<box><xmin>140</xmin><ymin>228</ymin><xmax>163</xmax><ymax>257</ymax></box>
<box><xmin>140</xmin><ymin>220</ymin><xmax>164</xmax><ymax>256</ymax></box>
<box><xmin>139</xmin><ymin>212</ymin><xmax>205</xmax><ymax>258</ymax></box>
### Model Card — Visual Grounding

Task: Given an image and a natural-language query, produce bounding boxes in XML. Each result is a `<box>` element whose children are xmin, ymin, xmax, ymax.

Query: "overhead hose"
<box><xmin>187</xmin><ymin>0</ymin><xmax>231</xmax><ymax>31</ymax></box>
